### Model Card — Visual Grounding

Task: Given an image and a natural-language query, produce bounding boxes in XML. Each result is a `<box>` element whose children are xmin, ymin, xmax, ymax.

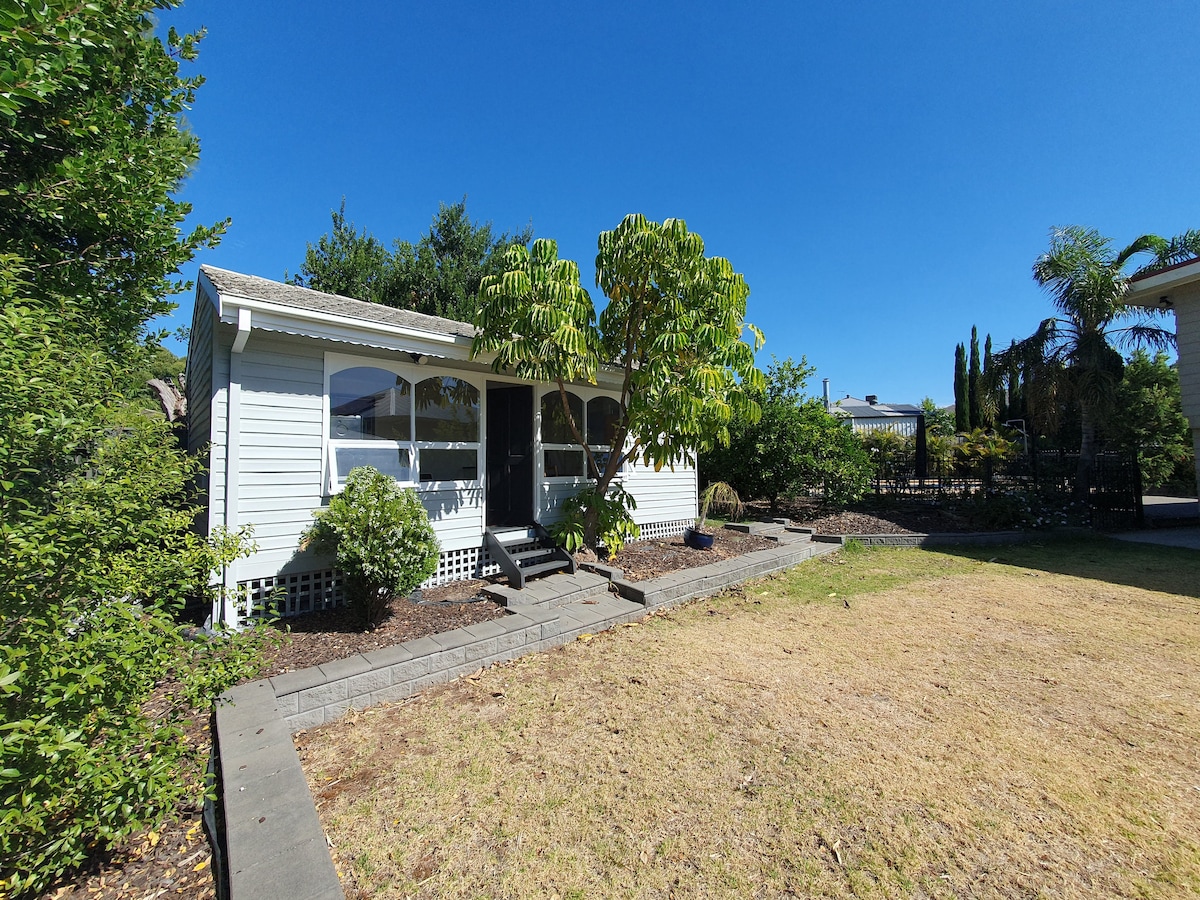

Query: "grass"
<box><xmin>299</xmin><ymin>537</ymin><xmax>1200</xmax><ymax>898</ymax></box>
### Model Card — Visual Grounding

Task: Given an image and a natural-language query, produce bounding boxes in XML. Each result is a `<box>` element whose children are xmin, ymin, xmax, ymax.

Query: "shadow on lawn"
<box><xmin>935</xmin><ymin>534</ymin><xmax>1200</xmax><ymax>599</ymax></box>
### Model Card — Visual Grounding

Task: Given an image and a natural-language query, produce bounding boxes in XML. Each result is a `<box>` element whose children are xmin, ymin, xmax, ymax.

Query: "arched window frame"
<box><xmin>538</xmin><ymin>387</ymin><xmax>626</xmax><ymax>482</ymax></box>
<box><xmin>324</xmin><ymin>354</ymin><xmax>482</xmax><ymax>493</ymax></box>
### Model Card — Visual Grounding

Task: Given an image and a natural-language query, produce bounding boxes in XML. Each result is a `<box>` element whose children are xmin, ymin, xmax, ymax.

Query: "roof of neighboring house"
<box><xmin>833</xmin><ymin>395</ymin><xmax>922</xmax><ymax>418</ymax></box>
<box><xmin>200</xmin><ymin>265</ymin><xmax>478</xmax><ymax>339</ymax></box>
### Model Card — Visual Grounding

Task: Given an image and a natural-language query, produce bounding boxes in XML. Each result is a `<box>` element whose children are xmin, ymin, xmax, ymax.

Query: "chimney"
<box><xmin>866</xmin><ymin>394</ymin><xmax>878</xmax><ymax>405</ymax></box>
<box><xmin>822</xmin><ymin>378</ymin><xmax>830</xmax><ymax>409</ymax></box>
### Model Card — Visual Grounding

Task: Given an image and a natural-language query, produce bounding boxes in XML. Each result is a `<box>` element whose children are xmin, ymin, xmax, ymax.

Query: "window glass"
<box><xmin>419</xmin><ymin>449</ymin><xmax>478</xmax><ymax>483</ymax></box>
<box><xmin>329</xmin><ymin>367</ymin><xmax>411</xmax><ymax>440</ymax></box>
<box><xmin>414</xmin><ymin>377</ymin><xmax>480</xmax><ymax>442</ymax></box>
<box><xmin>544</xmin><ymin>449</ymin><xmax>585</xmax><ymax>478</ymax></box>
<box><xmin>589</xmin><ymin>448</ymin><xmax>613</xmax><ymax>479</ymax></box>
<box><xmin>587</xmin><ymin>396</ymin><xmax>621</xmax><ymax>445</ymax></box>
<box><xmin>332</xmin><ymin>445</ymin><xmax>413</xmax><ymax>487</ymax></box>
<box><xmin>541</xmin><ymin>391</ymin><xmax>583</xmax><ymax>443</ymax></box>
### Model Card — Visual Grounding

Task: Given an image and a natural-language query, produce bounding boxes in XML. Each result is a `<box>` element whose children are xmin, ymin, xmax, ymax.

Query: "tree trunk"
<box><xmin>583</xmin><ymin>503</ymin><xmax>601</xmax><ymax>554</ymax></box>
<box><xmin>1076</xmin><ymin>402</ymin><xmax>1097</xmax><ymax>501</ymax></box>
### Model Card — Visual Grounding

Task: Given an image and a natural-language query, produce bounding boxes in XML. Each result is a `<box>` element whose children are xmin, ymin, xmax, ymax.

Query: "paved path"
<box><xmin>1111</xmin><ymin>495</ymin><xmax>1200</xmax><ymax>549</ymax></box>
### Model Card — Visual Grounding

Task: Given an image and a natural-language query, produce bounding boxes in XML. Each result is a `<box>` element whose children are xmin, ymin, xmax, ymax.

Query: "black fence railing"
<box><xmin>866</xmin><ymin>448</ymin><xmax>1143</xmax><ymax>530</ymax></box>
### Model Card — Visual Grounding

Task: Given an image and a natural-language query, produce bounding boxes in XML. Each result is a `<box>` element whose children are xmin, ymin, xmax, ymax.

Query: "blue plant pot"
<box><xmin>684</xmin><ymin>527</ymin><xmax>715</xmax><ymax>550</ymax></box>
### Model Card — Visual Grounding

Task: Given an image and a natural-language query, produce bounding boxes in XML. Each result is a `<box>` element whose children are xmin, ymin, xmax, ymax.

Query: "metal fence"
<box><xmin>867</xmin><ymin>447</ymin><xmax>1144</xmax><ymax>530</ymax></box>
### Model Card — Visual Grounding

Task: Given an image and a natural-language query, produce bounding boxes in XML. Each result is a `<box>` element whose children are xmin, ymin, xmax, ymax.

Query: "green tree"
<box><xmin>391</xmin><ymin>199</ymin><xmax>534</xmax><ymax>321</ymax></box>
<box><xmin>288</xmin><ymin>200</ymin><xmax>391</xmax><ymax>304</ymax></box>
<box><xmin>701</xmin><ymin>357</ymin><xmax>872</xmax><ymax>512</ymax></box>
<box><xmin>0</xmin><ymin>0</ymin><xmax>227</xmax><ymax>350</ymax></box>
<box><xmin>0</xmin><ymin>291</ymin><xmax>264</xmax><ymax>898</ymax></box>
<box><xmin>0</xmin><ymin>6</ymin><xmax>262</xmax><ymax>894</ymax></box>
<box><xmin>954</xmin><ymin>342</ymin><xmax>970</xmax><ymax>432</ymax></box>
<box><xmin>968</xmin><ymin>326</ymin><xmax>982</xmax><ymax>429</ymax></box>
<box><xmin>293</xmin><ymin>198</ymin><xmax>532</xmax><ymax>323</ymax></box>
<box><xmin>994</xmin><ymin>226</ymin><xmax>1200</xmax><ymax>493</ymax></box>
<box><xmin>473</xmin><ymin>214</ymin><xmax>765</xmax><ymax>548</ymax></box>
<box><xmin>920</xmin><ymin>397</ymin><xmax>955</xmax><ymax>438</ymax></box>
<box><xmin>1109</xmin><ymin>350</ymin><xmax>1194</xmax><ymax>491</ymax></box>
<box><xmin>982</xmin><ymin>332</ymin><xmax>1000</xmax><ymax>425</ymax></box>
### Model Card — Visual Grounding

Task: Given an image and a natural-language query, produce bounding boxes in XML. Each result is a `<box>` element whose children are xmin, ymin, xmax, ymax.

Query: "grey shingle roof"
<box><xmin>200</xmin><ymin>265</ymin><xmax>477</xmax><ymax>339</ymax></box>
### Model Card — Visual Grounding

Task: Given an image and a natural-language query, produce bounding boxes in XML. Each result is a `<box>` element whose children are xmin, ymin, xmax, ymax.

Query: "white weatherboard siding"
<box><xmin>1177</xmin><ymin>296</ymin><xmax>1200</xmax><ymax>422</ymax></box>
<box><xmin>847</xmin><ymin>417</ymin><xmax>919</xmax><ymax>437</ymax></box>
<box><xmin>1176</xmin><ymin>296</ymin><xmax>1200</xmax><ymax>495</ymax></box>
<box><xmin>216</xmin><ymin>333</ymin><xmax>488</xmax><ymax>581</ymax></box>
<box><xmin>537</xmin><ymin>478</ymin><xmax>586</xmax><ymax>525</ymax></box>
<box><xmin>625</xmin><ymin>457</ymin><xmax>697</xmax><ymax>526</ymax></box>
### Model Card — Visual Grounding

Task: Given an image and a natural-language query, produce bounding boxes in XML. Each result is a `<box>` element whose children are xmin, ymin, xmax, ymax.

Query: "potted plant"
<box><xmin>685</xmin><ymin>481</ymin><xmax>743</xmax><ymax>550</ymax></box>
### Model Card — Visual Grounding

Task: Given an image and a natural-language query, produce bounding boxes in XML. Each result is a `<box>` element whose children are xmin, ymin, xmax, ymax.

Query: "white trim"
<box><xmin>322</xmin><ymin>352</ymin><xmax>485</xmax><ymax>496</ymax></box>
<box><xmin>219</xmin><ymin>312</ymin><xmax>252</xmax><ymax>628</ymax></box>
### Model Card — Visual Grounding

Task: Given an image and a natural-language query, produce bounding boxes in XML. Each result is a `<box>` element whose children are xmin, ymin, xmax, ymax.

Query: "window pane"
<box><xmin>587</xmin><ymin>396</ymin><xmax>621</xmax><ymax>445</ymax></box>
<box><xmin>541</xmin><ymin>391</ymin><xmax>583</xmax><ymax>444</ymax></box>
<box><xmin>329</xmin><ymin>367</ymin><xmax>410</xmax><ymax>440</ymax></box>
<box><xmin>414</xmin><ymin>377</ymin><xmax>480</xmax><ymax>442</ymax></box>
<box><xmin>544</xmin><ymin>449</ymin><xmax>585</xmax><ymax>478</ymax></box>
<box><xmin>419</xmin><ymin>448</ymin><xmax>479</xmax><ymax>482</ymax></box>
<box><xmin>333</xmin><ymin>445</ymin><xmax>413</xmax><ymax>486</ymax></box>
<box><xmin>589</xmin><ymin>448</ymin><xmax>613</xmax><ymax>479</ymax></box>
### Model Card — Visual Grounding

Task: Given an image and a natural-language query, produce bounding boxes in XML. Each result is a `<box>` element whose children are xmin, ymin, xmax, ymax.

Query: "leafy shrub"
<box><xmin>550</xmin><ymin>484</ymin><xmax>640</xmax><ymax>555</ymax></box>
<box><xmin>303</xmin><ymin>466</ymin><xmax>440</xmax><ymax>627</ymax></box>
<box><xmin>701</xmin><ymin>357</ymin><xmax>872</xmax><ymax>510</ymax></box>
<box><xmin>0</xmin><ymin>298</ymin><xmax>267</xmax><ymax>898</ymax></box>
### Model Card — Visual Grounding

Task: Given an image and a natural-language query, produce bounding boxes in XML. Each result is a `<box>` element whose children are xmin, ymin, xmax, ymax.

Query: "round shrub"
<box><xmin>304</xmin><ymin>467</ymin><xmax>440</xmax><ymax>627</ymax></box>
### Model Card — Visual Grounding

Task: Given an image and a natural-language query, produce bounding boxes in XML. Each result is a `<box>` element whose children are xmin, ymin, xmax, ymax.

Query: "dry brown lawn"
<box><xmin>299</xmin><ymin>538</ymin><xmax>1200</xmax><ymax>899</ymax></box>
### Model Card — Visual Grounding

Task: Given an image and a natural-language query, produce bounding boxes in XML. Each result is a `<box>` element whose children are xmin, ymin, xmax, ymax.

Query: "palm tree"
<box><xmin>993</xmin><ymin>226</ymin><xmax>1200</xmax><ymax>496</ymax></box>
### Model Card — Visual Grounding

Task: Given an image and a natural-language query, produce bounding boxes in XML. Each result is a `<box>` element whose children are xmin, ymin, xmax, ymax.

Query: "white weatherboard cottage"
<box><xmin>186</xmin><ymin>267</ymin><xmax>697</xmax><ymax>626</ymax></box>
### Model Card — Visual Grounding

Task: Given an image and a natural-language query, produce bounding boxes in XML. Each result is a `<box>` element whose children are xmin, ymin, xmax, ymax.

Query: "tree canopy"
<box><xmin>701</xmin><ymin>356</ymin><xmax>872</xmax><ymax>512</ymax></box>
<box><xmin>0</xmin><ymin>6</ymin><xmax>262</xmax><ymax>894</ymax></box>
<box><xmin>993</xmin><ymin>226</ymin><xmax>1200</xmax><ymax>489</ymax></box>
<box><xmin>472</xmin><ymin>214</ymin><xmax>765</xmax><ymax>546</ymax></box>
<box><xmin>0</xmin><ymin>0</ymin><xmax>227</xmax><ymax>349</ymax></box>
<box><xmin>292</xmin><ymin>198</ymin><xmax>533</xmax><ymax>322</ymax></box>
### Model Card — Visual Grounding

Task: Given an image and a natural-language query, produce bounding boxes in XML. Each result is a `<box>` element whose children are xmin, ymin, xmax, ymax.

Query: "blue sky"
<box><xmin>159</xmin><ymin>1</ymin><xmax>1200</xmax><ymax>406</ymax></box>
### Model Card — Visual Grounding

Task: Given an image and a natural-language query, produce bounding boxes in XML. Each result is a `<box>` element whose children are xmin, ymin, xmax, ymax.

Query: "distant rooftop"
<box><xmin>834</xmin><ymin>395</ymin><xmax>922</xmax><ymax>417</ymax></box>
<box><xmin>200</xmin><ymin>265</ymin><xmax>478</xmax><ymax>339</ymax></box>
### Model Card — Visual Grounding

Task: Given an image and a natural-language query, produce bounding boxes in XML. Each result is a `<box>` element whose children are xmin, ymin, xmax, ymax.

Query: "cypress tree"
<box><xmin>983</xmin><ymin>333</ymin><xmax>995</xmax><ymax>426</ymax></box>
<box><xmin>968</xmin><ymin>326</ymin><xmax>981</xmax><ymax>429</ymax></box>
<box><xmin>954</xmin><ymin>342</ymin><xmax>969</xmax><ymax>432</ymax></box>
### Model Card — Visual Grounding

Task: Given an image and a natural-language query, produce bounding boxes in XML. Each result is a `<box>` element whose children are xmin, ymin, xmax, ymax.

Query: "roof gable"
<box><xmin>200</xmin><ymin>266</ymin><xmax>477</xmax><ymax>339</ymax></box>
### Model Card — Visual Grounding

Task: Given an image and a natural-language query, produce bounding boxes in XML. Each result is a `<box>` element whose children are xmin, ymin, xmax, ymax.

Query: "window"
<box><xmin>413</xmin><ymin>377</ymin><xmax>479</xmax><ymax>483</ymax></box>
<box><xmin>327</xmin><ymin>363</ymin><xmax>480</xmax><ymax>492</ymax></box>
<box><xmin>541</xmin><ymin>390</ymin><xmax>585</xmax><ymax>477</ymax></box>
<box><xmin>539</xmin><ymin>390</ymin><xmax>624</xmax><ymax>479</ymax></box>
<box><xmin>587</xmin><ymin>396</ymin><xmax>621</xmax><ymax>477</ymax></box>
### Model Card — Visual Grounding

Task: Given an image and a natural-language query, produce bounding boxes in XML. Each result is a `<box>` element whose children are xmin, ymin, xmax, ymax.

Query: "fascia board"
<box><xmin>215</xmin><ymin>294</ymin><xmax>480</xmax><ymax>361</ymax></box>
<box><xmin>1127</xmin><ymin>259</ymin><xmax>1200</xmax><ymax>308</ymax></box>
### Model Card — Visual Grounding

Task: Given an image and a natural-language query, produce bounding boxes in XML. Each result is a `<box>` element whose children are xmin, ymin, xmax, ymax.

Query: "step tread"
<box><xmin>519</xmin><ymin>560</ymin><xmax>571</xmax><ymax>579</ymax></box>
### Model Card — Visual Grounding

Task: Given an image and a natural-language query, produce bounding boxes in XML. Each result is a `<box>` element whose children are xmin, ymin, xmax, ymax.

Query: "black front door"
<box><xmin>486</xmin><ymin>384</ymin><xmax>534</xmax><ymax>526</ymax></box>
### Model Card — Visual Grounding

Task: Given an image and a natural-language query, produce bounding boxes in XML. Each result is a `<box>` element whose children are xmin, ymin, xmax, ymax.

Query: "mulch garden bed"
<box><xmin>46</xmin><ymin>502</ymin><xmax>969</xmax><ymax>900</ymax></box>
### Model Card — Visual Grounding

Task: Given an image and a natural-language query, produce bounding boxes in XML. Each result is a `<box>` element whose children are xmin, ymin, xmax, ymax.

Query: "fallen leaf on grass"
<box><xmin>578</xmin><ymin>633</ymin><xmax>595</xmax><ymax>642</ymax></box>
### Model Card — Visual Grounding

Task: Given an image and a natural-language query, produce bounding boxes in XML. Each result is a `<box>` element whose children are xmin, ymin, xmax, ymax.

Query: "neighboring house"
<box><xmin>186</xmin><ymin>267</ymin><xmax>697</xmax><ymax>626</ymax></box>
<box><xmin>1125</xmin><ymin>260</ymin><xmax>1200</xmax><ymax>495</ymax></box>
<box><xmin>829</xmin><ymin>394</ymin><xmax>923</xmax><ymax>437</ymax></box>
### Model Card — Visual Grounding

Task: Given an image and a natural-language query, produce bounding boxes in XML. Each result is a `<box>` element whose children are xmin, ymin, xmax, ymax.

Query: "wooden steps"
<box><xmin>485</xmin><ymin>524</ymin><xmax>576</xmax><ymax>589</ymax></box>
